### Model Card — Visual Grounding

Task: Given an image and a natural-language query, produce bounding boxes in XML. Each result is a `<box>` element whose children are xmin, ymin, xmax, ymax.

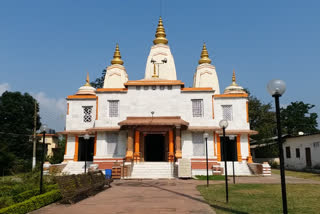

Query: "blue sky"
<box><xmin>0</xmin><ymin>0</ymin><xmax>319</xmax><ymax>131</ymax></box>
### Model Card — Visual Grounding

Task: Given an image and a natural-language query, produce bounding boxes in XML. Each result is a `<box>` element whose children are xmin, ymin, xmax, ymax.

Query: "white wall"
<box><xmin>283</xmin><ymin>134</ymin><xmax>320</xmax><ymax>170</ymax></box>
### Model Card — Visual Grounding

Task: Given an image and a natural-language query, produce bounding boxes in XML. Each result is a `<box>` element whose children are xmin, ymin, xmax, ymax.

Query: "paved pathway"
<box><xmin>33</xmin><ymin>174</ymin><xmax>320</xmax><ymax>214</ymax></box>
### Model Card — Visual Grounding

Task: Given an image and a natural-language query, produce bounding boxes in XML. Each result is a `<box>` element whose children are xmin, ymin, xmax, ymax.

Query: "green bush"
<box><xmin>0</xmin><ymin>196</ymin><xmax>14</xmax><ymax>209</ymax></box>
<box><xmin>0</xmin><ymin>190</ymin><xmax>61</xmax><ymax>214</ymax></box>
<box><xmin>12</xmin><ymin>184</ymin><xmax>58</xmax><ymax>203</ymax></box>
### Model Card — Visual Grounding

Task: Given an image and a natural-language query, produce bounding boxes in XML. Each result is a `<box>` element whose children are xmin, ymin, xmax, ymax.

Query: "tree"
<box><xmin>246</xmin><ymin>90</ymin><xmax>276</xmax><ymax>144</ymax></box>
<box><xmin>0</xmin><ymin>91</ymin><xmax>41</xmax><ymax>175</ymax></box>
<box><xmin>281</xmin><ymin>101</ymin><xmax>319</xmax><ymax>135</ymax></box>
<box><xmin>48</xmin><ymin>136</ymin><xmax>66</xmax><ymax>164</ymax></box>
<box><xmin>90</xmin><ymin>69</ymin><xmax>106</xmax><ymax>88</ymax></box>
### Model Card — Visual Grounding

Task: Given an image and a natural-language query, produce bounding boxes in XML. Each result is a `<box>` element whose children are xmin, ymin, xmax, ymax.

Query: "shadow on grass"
<box><xmin>210</xmin><ymin>204</ymin><xmax>248</xmax><ymax>214</ymax></box>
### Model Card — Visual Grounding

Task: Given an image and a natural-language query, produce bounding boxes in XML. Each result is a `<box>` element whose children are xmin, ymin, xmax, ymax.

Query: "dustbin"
<box><xmin>105</xmin><ymin>169</ymin><xmax>112</xmax><ymax>179</ymax></box>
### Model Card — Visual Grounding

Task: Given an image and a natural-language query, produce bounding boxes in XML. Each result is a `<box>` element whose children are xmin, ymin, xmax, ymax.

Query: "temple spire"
<box><xmin>153</xmin><ymin>17</ymin><xmax>168</xmax><ymax>45</ymax></box>
<box><xmin>111</xmin><ymin>43</ymin><xmax>124</xmax><ymax>65</ymax></box>
<box><xmin>198</xmin><ymin>43</ymin><xmax>212</xmax><ymax>64</ymax></box>
<box><xmin>84</xmin><ymin>72</ymin><xmax>91</xmax><ymax>86</ymax></box>
<box><xmin>231</xmin><ymin>69</ymin><xmax>238</xmax><ymax>86</ymax></box>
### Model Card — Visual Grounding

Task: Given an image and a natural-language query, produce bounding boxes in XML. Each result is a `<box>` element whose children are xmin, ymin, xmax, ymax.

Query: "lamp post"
<box><xmin>267</xmin><ymin>79</ymin><xmax>287</xmax><ymax>214</ymax></box>
<box><xmin>39</xmin><ymin>124</ymin><xmax>47</xmax><ymax>194</ymax></box>
<box><xmin>219</xmin><ymin>119</ymin><xmax>229</xmax><ymax>203</ymax></box>
<box><xmin>203</xmin><ymin>132</ymin><xmax>209</xmax><ymax>187</ymax></box>
<box><xmin>84</xmin><ymin>133</ymin><xmax>90</xmax><ymax>174</ymax></box>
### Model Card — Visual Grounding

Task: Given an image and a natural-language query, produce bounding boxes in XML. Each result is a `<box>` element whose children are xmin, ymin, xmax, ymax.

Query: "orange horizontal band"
<box><xmin>214</xmin><ymin>93</ymin><xmax>248</xmax><ymax>98</ymax></box>
<box><xmin>181</xmin><ymin>87</ymin><xmax>213</xmax><ymax>91</ymax></box>
<box><xmin>67</xmin><ymin>95</ymin><xmax>96</xmax><ymax>99</ymax></box>
<box><xmin>96</xmin><ymin>88</ymin><xmax>128</xmax><ymax>92</ymax></box>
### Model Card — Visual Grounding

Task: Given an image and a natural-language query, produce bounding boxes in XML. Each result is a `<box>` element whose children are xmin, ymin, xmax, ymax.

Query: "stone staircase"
<box><xmin>130</xmin><ymin>162</ymin><xmax>176</xmax><ymax>179</ymax></box>
<box><xmin>219</xmin><ymin>161</ymin><xmax>252</xmax><ymax>176</ymax></box>
<box><xmin>62</xmin><ymin>161</ymin><xmax>93</xmax><ymax>175</ymax></box>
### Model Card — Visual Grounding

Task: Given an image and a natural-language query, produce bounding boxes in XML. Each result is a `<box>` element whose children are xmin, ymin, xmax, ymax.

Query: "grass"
<box><xmin>198</xmin><ymin>183</ymin><xmax>320</xmax><ymax>214</ymax></box>
<box><xmin>195</xmin><ymin>175</ymin><xmax>226</xmax><ymax>180</ymax></box>
<box><xmin>272</xmin><ymin>169</ymin><xmax>320</xmax><ymax>181</ymax></box>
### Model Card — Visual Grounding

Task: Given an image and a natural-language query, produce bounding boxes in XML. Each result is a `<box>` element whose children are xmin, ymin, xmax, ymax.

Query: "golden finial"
<box><xmin>231</xmin><ymin>69</ymin><xmax>238</xmax><ymax>86</ymax></box>
<box><xmin>111</xmin><ymin>43</ymin><xmax>124</xmax><ymax>65</ymax></box>
<box><xmin>84</xmin><ymin>72</ymin><xmax>91</xmax><ymax>86</ymax></box>
<box><xmin>153</xmin><ymin>17</ymin><xmax>168</xmax><ymax>45</ymax></box>
<box><xmin>198</xmin><ymin>43</ymin><xmax>212</xmax><ymax>64</ymax></box>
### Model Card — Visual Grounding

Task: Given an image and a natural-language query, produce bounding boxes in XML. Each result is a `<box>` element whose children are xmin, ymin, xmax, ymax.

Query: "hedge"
<box><xmin>0</xmin><ymin>190</ymin><xmax>61</xmax><ymax>214</ymax></box>
<box><xmin>12</xmin><ymin>184</ymin><xmax>58</xmax><ymax>203</ymax></box>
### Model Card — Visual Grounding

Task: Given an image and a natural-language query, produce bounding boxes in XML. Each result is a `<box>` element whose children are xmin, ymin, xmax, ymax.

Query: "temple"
<box><xmin>61</xmin><ymin>17</ymin><xmax>259</xmax><ymax>178</ymax></box>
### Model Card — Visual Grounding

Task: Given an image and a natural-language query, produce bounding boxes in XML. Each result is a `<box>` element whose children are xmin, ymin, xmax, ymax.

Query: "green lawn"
<box><xmin>198</xmin><ymin>184</ymin><xmax>320</xmax><ymax>214</ymax></box>
<box><xmin>195</xmin><ymin>175</ymin><xmax>225</xmax><ymax>180</ymax></box>
<box><xmin>272</xmin><ymin>169</ymin><xmax>320</xmax><ymax>181</ymax></box>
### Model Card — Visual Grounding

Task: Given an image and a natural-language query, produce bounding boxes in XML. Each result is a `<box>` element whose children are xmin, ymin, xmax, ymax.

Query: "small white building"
<box><xmin>60</xmin><ymin>17</ymin><xmax>259</xmax><ymax>178</ymax></box>
<box><xmin>283</xmin><ymin>134</ymin><xmax>320</xmax><ymax>170</ymax></box>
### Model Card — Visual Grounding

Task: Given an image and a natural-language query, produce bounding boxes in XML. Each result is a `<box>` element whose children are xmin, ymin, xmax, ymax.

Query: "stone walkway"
<box><xmin>33</xmin><ymin>174</ymin><xmax>320</xmax><ymax>214</ymax></box>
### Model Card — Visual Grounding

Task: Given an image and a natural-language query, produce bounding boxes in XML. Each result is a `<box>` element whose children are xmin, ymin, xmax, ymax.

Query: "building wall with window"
<box><xmin>283</xmin><ymin>134</ymin><xmax>320</xmax><ymax>170</ymax></box>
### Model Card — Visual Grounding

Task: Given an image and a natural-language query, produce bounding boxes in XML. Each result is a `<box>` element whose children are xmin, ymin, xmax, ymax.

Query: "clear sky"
<box><xmin>0</xmin><ymin>0</ymin><xmax>319</xmax><ymax>131</ymax></box>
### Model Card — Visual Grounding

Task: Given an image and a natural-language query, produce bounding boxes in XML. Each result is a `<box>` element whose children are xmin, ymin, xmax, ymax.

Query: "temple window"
<box><xmin>144</xmin><ymin>86</ymin><xmax>149</xmax><ymax>90</ymax></box>
<box><xmin>83</xmin><ymin>106</ymin><xmax>93</xmax><ymax>123</ymax></box>
<box><xmin>286</xmin><ymin>146</ymin><xmax>291</xmax><ymax>158</ymax></box>
<box><xmin>152</xmin><ymin>85</ymin><xmax>156</xmax><ymax>90</ymax></box>
<box><xmin>107</xmin><ymin>133</ymin><xmax>118</xmax><ymax>155</ymax></box>
<box><xmin>192</xmin><ymin>99</ymin><xmax>204</xmax><ymax>117</ymax></box>
<box><xmin>167</xmin><ymin>85</ymin><xmax>172</xmax><ymax>90</ymax></box>
<box><xmin>222</xmin><ymin>105</ymin><xmax>233</xmax><ymax>121</ymax></box>
<box><xmin>108</xmin><ymin>100</ymin><xmax>119</xmax><ymax>117</ymax></box>
<box><xmin>192</xmin><ymin>132</ymin><xmax>204</xmax><ymax>156</ymax></box>
<box><xmin>136</xmin><ymin>86</ymin><xmax>141</xmax><ymax>90</ymax></box>
<box><xmin>160</xmin><ymin>85</ymin><xmax>165</xmax><ymax>90</ymax></box>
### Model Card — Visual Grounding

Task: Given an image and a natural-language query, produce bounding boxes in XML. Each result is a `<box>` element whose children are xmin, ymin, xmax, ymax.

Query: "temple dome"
<box><xmin>224</xmin><ymin>70</ymin><xmax>246</xmax><ymax>94</ymax></box>
<box><xmin>76</xmin><ymin>73</ymin><xmax>96</xmax><ymax>95</ymax></box>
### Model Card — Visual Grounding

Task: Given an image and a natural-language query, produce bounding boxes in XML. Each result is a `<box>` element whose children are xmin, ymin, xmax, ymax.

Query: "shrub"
<box><xmin>0</xmin><ymin>190</ymin><xmax>61</xmax><ymax>214</ymax></box>
<box><xmin>12</xmin><ymin>184</ymin><xmax>58</xmax><ymax>203</ymax></box>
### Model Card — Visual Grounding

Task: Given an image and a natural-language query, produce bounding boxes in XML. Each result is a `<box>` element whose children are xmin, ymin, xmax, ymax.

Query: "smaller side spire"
<box><xmin>231</xmin><ymin>69</ymin><xmax>238</xmax><ymax>86</ymax></box>
<box><xmin>111</xmin><ymin>43</ymin><xmax>124</xmax><ymax>65</ymax></box>
<box><xmin>198</xmin><ymin>43</ymin><xmax>212</xmax><ymax>64</ymax></box>
<box><xmin>153</xmin><ymin>17</ymin><xmax>168</xmax><ymax>45</ymax></box>
<box><xmin>84</xmin><ymin>72</ymin><xmax>91</xmax><ymax>86</ymax></box>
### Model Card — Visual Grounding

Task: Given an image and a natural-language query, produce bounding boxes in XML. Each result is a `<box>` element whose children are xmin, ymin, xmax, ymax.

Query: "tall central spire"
<box><xmin>198</xmin><ymin>43</ymin><xmax>212</xmax><ymax>64</ymax></box>
<box><xmin>153</xmin><ymin>17</ymin><xmax>168</xmax><ymax>45</ymax></box>
<box><xmin>111</xmin><ymin>43</ymin><xmax>124</xmax><ymax>65</ymax></box>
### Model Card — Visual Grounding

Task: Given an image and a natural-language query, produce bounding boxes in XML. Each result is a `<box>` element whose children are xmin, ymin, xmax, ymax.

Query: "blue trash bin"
<box><xmin>105</xmin><ymin>169</ymin><xmax>112</xmax><ymax>179</ymax></box>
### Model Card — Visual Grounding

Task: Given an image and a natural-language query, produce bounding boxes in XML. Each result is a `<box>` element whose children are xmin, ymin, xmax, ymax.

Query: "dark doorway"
<box><xmin>78</xmin><ymin>137</ymin><xmax>94</xmax><ymax>161</ymax></box>
<box><xmin>221</xmin><ymin>137</ymin><xmax>237</xmax><ymax>161</ymax></box>
<box><xmin>305</xmin><ymin>147</ymin><xmax>312</xmax><ymax>168</ymax></box>
<box><xmin>145</xmin><ymin>134</ymin><xmax>165</xmax><ymax>161</ymax></box>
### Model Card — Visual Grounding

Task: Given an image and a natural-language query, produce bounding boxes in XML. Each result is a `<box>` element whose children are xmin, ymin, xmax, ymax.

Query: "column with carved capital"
<box><xmin>175</xmin><ymin>126</ymin><xmax>182</xmax><ymax>159</ymax></box>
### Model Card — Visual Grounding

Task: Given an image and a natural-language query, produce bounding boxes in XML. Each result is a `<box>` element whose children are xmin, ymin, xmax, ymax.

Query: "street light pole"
<box><xmin>39</xmin><ymin>124</ymin><xmax>47</xmax><ymax>194</ymax></box>
<box><xmin>219</xmin><ymin>119</ymin><xmax>229</xmax><ymax>203</ymax></box>
<box><xmin>267</xmin><ymin>79</ymin><xmax>287</xmax><ymax>214</ymax></box>
<box><xmin>203</xmin><ymin>133</ymin><xmax>209</xmax><ymax>187</ymax></box>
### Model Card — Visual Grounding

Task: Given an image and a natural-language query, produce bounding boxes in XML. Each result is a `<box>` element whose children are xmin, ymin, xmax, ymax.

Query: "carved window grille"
<box><xmin>83</xmin><ymin>106</ymin><xmax>93</xmax><ymax>123</ymax></box>
<box><xmin>107</xmin><ymin>133</ymin><xmax>118</xmax><ymax>155</ymax></box>
<box><xmin>222</xmin><ymin>105</ymin><xmax>233</xmax><ymax>121</ymax></box>
<box><xmin>192</xmin><ymin>133</ymin><xmax>204</xmax><ymax>156</ymax></box>
<box><xmin>108</xmin><ymin>100</ymin><xmax>119</xmax><ymax>117</ymax></box>
<box><xmin>192</xmin><ymin>99</ymin><xmax>203</xmax><ymax>117</ymax></box>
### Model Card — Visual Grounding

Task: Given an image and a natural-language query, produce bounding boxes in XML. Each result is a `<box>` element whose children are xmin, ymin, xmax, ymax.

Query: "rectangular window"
<box><xmin>296</xmin><ymin>148</ymin><xmax>300</xmax><ymax>158</ymax></box>
<box><xmin>286</xmin><ymin>146</ymin><xmax>291</xmax><ymax>158</ymax></box>
<box><xmin>108</xmin><ymin>100</ymin><xmax>119</xmax><ymax>117</ymax></box>
<box><xmin>160</xmin><ymin>85</ymin><xmax>165</xmax><ymax>90</ymax></box>
<box><xmin>192</xmin><ymin>99</ymin><xmax>204</xmax><ymax>117</ymax></box>
<box><xmin>222</xmin><ymin>105</ymin><xmax>233</xmax><ymax>121</ymax></box>
<box><xmin>192</xmin><ymin>133</ymin><xmax>204</xmax><ymax>156</ymax></box>
<box><xmin>136</xmin><ymin>86</ymin><xmax>141</xmax><ymax>90</ymax></box>
<box><xmin>167</xmin><ymin>85</ymin><xmax>172</xmax><ymax>90</ymax></box>
<box><xmin>83</xmin><ymin>106</ymin><xmax>93</xmax><ymax>122</ymax></box>
<box><xmin>107</xmin><ymin>133</ymin><xmax>118</xmax><ymax>155</ymax></box>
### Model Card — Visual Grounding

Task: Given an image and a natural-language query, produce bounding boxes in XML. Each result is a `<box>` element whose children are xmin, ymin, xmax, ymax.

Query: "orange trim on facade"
<box><xmin>96</xmin><ymin>88</ymin><xmax>128</xmax><ymax>92</ymax></box>
<box><xmin>246</xmin><ymin>101</ymin><xmax>249</xmax><ymax>123</ymax></box>
<box><xmin>181</xmin><ymin>87</ymin><xmax>213</xmax><ymax>91</ymax></box>
<box><xmin>216</xmin><ymin>134</ymin><xmax>221</xmax><ymax>161</ymax></box>
<box><xmin>237</xmin><ymin>134</ymin><xmax>242</xmax><ymax>162</ymax></box>
<box><xmin>67</xmin><ymin>95</ymin><xmax>97</xmax><ymax>100</ymax></box>
<box><xmin>67</xmin><ymin>103</ymin><xmax>69</xmax><ymax>115</ymax></box>
<box><xmin>94</xmin><ymin>133</ymin><xmax>97</xmax><ymax>156</ymax></box>
<box><xmin>74</xmin><ymin>136</ymin><xmax>79</xmax><ymax>161</ymax></box>
<box><xmin>214</xmin><ymin>93</ymin><xmax>248</xmax><ymax>98</ymax></box>
<box><xmin>247</xmin><ymin>135</ymin><xmax>253</xmax><ymax>163</ymax></box>
<box><xmin>213</xmin><ymin>131</ymin><xmax>216</xmax><ymax>156</ymax></box>
<box><xmin>64</xmin><ymin>134</ymin><xmax>68</xmax><ymax>155</ymax></box>
<box><xmin>96</xmin><ymin>96</ymin><xmax>99</xmax><ymax>120</ymax></box>
<box><xmin>168</xmin><ymin>129</ymin><xmax>174</xmax><ymax>162</ymax></box>
<box><xmin>134</xmin><ymin>130</ymin><xmax>140</xmax><ymax>162</ymax></box>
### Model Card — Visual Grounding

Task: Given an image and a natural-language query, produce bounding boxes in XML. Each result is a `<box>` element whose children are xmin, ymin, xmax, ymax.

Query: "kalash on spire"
<box><xmin>145</xmin><ymin>17</ymin><xmax>177</xmax><ymax>80</ymax></box>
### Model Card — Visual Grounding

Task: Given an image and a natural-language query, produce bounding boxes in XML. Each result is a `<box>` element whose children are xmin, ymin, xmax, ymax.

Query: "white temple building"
<box><xmin>60</xmin><ymin>17</ymin><xmax>260</xmax><ymax>178</ymax></box>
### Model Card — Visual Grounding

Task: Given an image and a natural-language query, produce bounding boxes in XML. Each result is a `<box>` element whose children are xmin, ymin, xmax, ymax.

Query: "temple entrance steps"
<box><xmin>219</xmin><ymin>161</ymin><xmax>252</xmax><ymax>176</ymax></box>
<box><xmin>130</xmin><ymin>162</ymin><xmax>176</xmax><ymax>179</ymax></box>
<box><xmin>62</xmin><ymin>161</ymin><xmax>93</xmax><ymax>175</ymax></box>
